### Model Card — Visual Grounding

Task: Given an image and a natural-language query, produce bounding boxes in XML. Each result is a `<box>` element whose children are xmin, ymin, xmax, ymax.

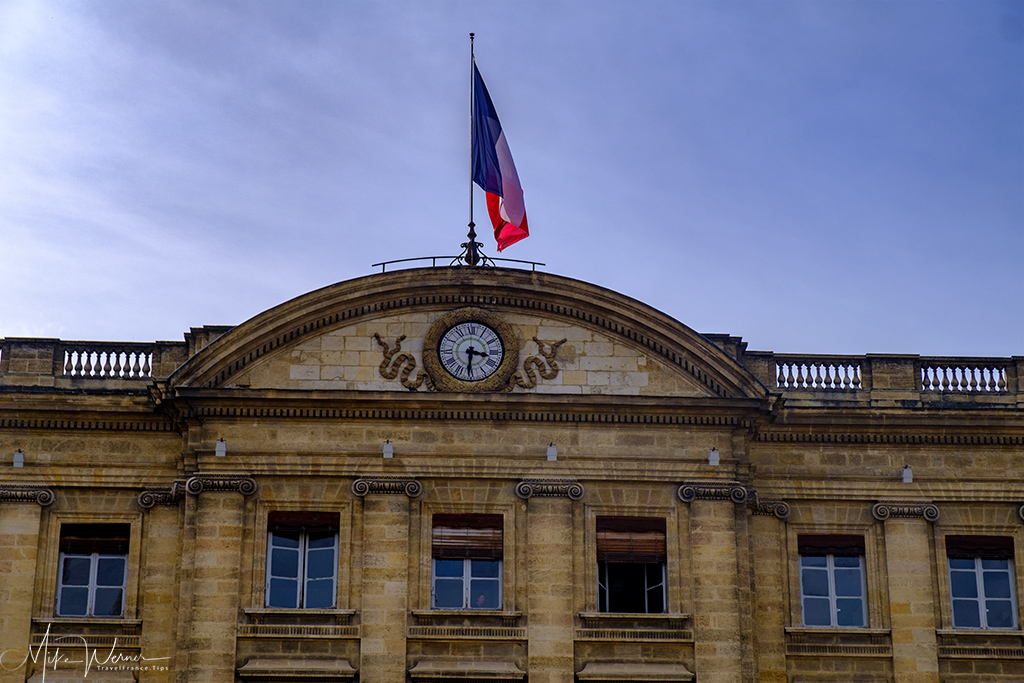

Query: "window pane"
<box><xmin>986</xmin><ymin>600</ymin><xmax>1015</xmax><ymax>628</ymax></box>
<box><xmin>949</xmin><ymin>558</ymin><xmax>975</xmax><ymax>570</ymax></box>
<box><xmin>272</xmin><ymin>530</ymin><xmax>301</xmax><ymax>548</ymax></box>
<box><xmin>469</xmin><ymin>579</ymin><xmax>500</xmax><ymax>609</ymax></box>
<box><xmin>606</xmin><ymin>563</ymin><xmax>647</xmax><ymax>613</ymax></box>
<box><xmin>982</xmin><ymin>559</ymin><xmax>1010</xmax><ymax>571</ymax></box>
<box><xmin>833</xmin><ymin>568</ymin><xmax>863</xmax><ymax>597</ymax></box>
<box><xmin>93</xmin><ymin>588</ymin><xmax>123</xmax><ymax>616</ymax></box>
<box><xmin>62</xmin><ymin>556</ymin><xmax>91</xmax><ymax>585</ymax></box>
<box><xmin>470</xmin><ymin>560</ymin><xmax>500</xmax><ymax>579</ymax></box>
<box><xmin>306</xmin><ymin>548</ymin><xmax>335</xmax><ymax>580</ymax></box>
<box><xmin>307</xmin><ymin>532</ymin><xmax>335</xmax><ymax>549</ymax></box>
<box><xmin>304</xmin><ymin>578</ymin><xmax>334</xmax><ymax>609</ymax></box>
<box><xmin>268</xmin><ymin>578</ymin><xmax>298</xmax><ymax>608</ymax></box>
<box><xmin>801</xmin><ymin>555</ymin><xmax>827</xmax><ymax>567</ymax></box>
<box><xmin>983</xmin><ymin>570</ymin><xmax>1012</xmax><ymax>599</ymax></box>
<box><xmin>271</xmin><ymin>548</ymin><xmax>299</xmax><ymax>578</ymax></box>
<box><xmin>434</xmin><ymin>559</ymin><xmax>464</xmax><ymax>578</ymax></box>
<box><xmin>950</xmin><ymin>570</ymin><xmax>979</xmax><ymax>598</ymax></box>
<box><xmin>434</xmin><ymin>578</ymin><xmax>464</xmax><ymax>608</ymax></box>
<box><xmin>833</xmin><ymin>556</ymin><xmax>860</xmax><ymax>568</ymax></box>
<box><xmin>803</xmin><ymin>597</ymin><xmax>831</xmax><ymax>626</ymax></box>
<box><xmin>801</xmin><ymin>568</ymin><xmax>830</xmax><ymax>597</ymax></box>
<box><xmin>96</xmin><ymin>557</ymin><xmax>126</xmax><ymax>587</ymax></box>
<box><xmin>952</xmin><ymin>599</ymin><xmax>981</xmax><ymax>628</ymax></box>
<box><xmin>836</xmin><ymin>598</ymin><xmax>865</xmax><ymax>627</ymax></box>
<box><xmin>58</xmin><ymin>586</ymin><xmax>89</xmax><ymax>616</ymax></box>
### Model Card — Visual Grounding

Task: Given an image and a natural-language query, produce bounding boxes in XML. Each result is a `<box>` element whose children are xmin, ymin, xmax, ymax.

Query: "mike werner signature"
<box><xmin>0</xmin><ymin>624</ymin><xmax>171</xmax><ymax>680</ymax></box>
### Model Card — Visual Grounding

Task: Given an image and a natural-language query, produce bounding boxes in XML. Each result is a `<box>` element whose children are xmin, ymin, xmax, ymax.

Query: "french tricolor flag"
<box><xmin>472</xmin><ymin>64</ymin><xmax>529</xmax><ymax>252</ymax></box>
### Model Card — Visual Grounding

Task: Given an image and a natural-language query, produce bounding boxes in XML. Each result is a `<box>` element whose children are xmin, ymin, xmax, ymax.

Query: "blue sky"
<box><xmin>1</xmin><ymin>1</ymin><xmax>1021</xmax><ymax>357</ymax></box>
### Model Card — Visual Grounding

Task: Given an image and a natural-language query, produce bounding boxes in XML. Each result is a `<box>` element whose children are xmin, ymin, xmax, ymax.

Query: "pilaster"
<box><xmin>0</xmin><ymin>504</ymin><xmax>43</xmax><ymax>683</ymax></box>
<box><xmin>883</xmin><ymin>517</ymin><xmax>940</xmax><ymax>683</ymax></box>
<box><xmin>526</xmin><ymin>496</ymin><xmax>575</xmax><ymax>683</ymax></box>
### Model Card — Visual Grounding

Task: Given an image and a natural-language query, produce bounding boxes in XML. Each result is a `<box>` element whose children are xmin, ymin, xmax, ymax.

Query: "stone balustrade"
<box><xmin>2</xmin><ymin>335</ymin><xmax>1021</xmax><ymax>406</ymax></box>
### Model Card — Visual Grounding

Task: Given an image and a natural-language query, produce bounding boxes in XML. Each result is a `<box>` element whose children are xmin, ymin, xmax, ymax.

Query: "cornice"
<box><xmin>757</xmin><ymin>432</ymin><xmax>1023</xmax><ymax>445</ymax></box>
<box><xmin>0</xmin><ymin>416</ymin><xmax>177</xmax><ymax>432</ymax></box>
<box><xmin>167</xmin><ymin>268</ymin><xmax>769</xmax><ymax>400</ymax></box>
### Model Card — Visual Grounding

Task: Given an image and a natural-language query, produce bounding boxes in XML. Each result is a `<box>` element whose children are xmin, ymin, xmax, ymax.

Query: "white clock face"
<box><xmin>438</xmin><ymin>322</ymin><xmax>505</xmax><ymax>381</ymax></box>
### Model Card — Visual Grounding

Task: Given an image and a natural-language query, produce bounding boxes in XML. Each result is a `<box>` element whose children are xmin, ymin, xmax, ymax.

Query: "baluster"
<box><xmin>74</xmin><ymin>351</ymin><xmax>84</xmax><ymax>376</ymax></box>
<box><xmin>811</xmin><ymin>364</ymin><xmax>822</xmax><ymax>389</ymax></box>
<box><xmin>784</xmin><ymin>364</ymin><xmax>794</xmax><ymax>388</ymax></box>
<box><xmin>825</xmin><ymin>364</ymin><xmax>836</xmax><ymax>389</ymax></box>
<box><xmin>84</xmin><ymin>352</ymin><xmax>95</xmax><ymax>377</ymax></box>
<box><xmin>130</xmin><ymin>353</ymin><xmax>141</xmax><ymax>378</ymax></box>
<box><xmin>112</xmin><ymin>352</ymin><xmax>124</xmax><ymax>378</ymax></box>
<box><xmin>102</xmin><ymin>352</ymin><xmax>112</xmax><ymax>378</ymax></box>
<box><xmin>64</xmin><ymin>352</ymin><xmax>74</xmax><ymax>376</ymax></box>
<box><xmin>142</xmin><ymin>353</ymin><xmax>152</xmax><ymax>377</ymax></box>
<box><xmin>970</xmin><ymin>367</ymin><xmax>981</xmax><ymax>392</ymax></box>
<box><xmin>852</xmin><ymin>364</ymin><xmax>862</xmax><ymax>389</ymax></box>
<box><xmin>796</xmin><ymin>364</ymin><xmax>807</xmax><ymax>389</ymax></box>
<box><xmin>941</xmin><ymin>366</ymin><xmax>951</xmax><ymax>391</ymax></box>
<box><xmin>997</xmin><ymin>368</ymin><xmax>1007</xmax><ymax>392</ymax></box>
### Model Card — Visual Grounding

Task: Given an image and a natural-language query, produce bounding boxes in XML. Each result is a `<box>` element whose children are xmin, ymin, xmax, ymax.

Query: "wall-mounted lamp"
<box><xmin>546</xmin><ymin>443</ymin><xmax>558</xmax><ymax>461</ymax></box>
<box><xmin>383</xmin><ymin>440</ymin><xmax>393</xmax><ymax>458</ymax></box>
<box><xmin>13</xmin><ymin>449</ymin><xmax>24</xmax><ymax>467</ymax></box>
<box><xmin>901</xmin><ymin>465</ymin><xmax>913</xmax><ymax>483</ymax></box>
<box><xmin>708</xmin><ymin>448</ymin><xmax>720</xmax><ymax>466</ymax></box>
<box><xmin>215</xmin><ymin>439</ymin><xmax>227</xmax><ymax>457</ymax></box>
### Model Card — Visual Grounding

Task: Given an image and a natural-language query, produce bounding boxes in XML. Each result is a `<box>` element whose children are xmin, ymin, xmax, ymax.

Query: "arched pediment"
<box><xmin>169</xmin><ymin>268</ymin><xmax>769</xmax><ymax>400</ymax></box>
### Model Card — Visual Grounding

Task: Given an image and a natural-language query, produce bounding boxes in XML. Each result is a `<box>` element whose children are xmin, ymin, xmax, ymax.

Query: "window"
<box><xmin>56</xmin><ymin>524</ymin><xmax>130</xmax><ymax>617</ymax></box>
<box><xmin>798</xmin><ymin>534</ymin><xmax>866</xmax><ymax>628</ymax></box>
<box><xmin>946</xmin><ymin>535</ymin><xmax>1017</xmax><ymax>629</ymax></box>
<box><xmin>265</xmin><ymin>512</ymin><xmax>339</xmax><ymax>609</ymax></box>
<box><xmin>431</xmin><ymin>513</ymin><xmax>502</xmax><ymax>609</ymax></box>
<box><xmin>596</xmin><ymin>517</ymin><xmax>666</xmax><ymax>614</ymax></box>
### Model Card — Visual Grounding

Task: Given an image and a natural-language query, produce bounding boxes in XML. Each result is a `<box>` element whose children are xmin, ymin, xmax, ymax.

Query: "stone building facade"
<box><xmin>0</xmin><ymin>266</ymin><xmax>1021</xmax><ymax>683</ymax></box>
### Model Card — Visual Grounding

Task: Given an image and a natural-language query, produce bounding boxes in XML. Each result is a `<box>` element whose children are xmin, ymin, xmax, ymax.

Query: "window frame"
<box><xmin>595</xmin><ymin>516</ymin><xmax>668</xmax><ymax>615</ymax></box>
<box><xmin>944</xmin><ymin>534</ymin><xmax>1019</xmax><ymax>631</ymax></box>
<box><xmin>56</xmin><ymin>551</ymin><xmax>128</xmax><ymax>618</ymax></box>
<box><xmin>265</xmin><ymin>528</ymin><xmax>339</xmax><ymax>610</ymax></box>
<box><xmin>798</xmin><ymin>553</ymin><xmax>868</xmax><ymax>628</ymax></box>
<box><xmin>791</xmin><ymin>532</ymin><xmax>873</xmax><ymax>630</ymax></box>
<box><xmin>429</xmin><ymin>512</ymin><xmax>506</xmax><ymax>611</ymax></box>
<box><xmin>45</xmin><ymin>517</ymin><xmax>141</xmax><ymax>621</ymax></box>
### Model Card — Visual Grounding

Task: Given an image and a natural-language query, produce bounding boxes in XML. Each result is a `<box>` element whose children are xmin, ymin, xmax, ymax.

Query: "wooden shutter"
<box><xmin>945</xmin><ymin>535</ymin><xmax>1014</xmax><ymax>560</ymax></box>
<box><xmin>596</xmin><ymin>517</ymin><xmax>666</xmax><ymax>563</ymax></box>
<box><xmin>59</xmin><ymin>523</ymin><xmax>130</xmax><ymax>554</ymax></box>
<box><xmin>798</xmin><ymin>534</ymin><xmax>865</xmax><ymax>557</ymax></box>
<box><xmin>267</xmin><ymin>511</ymin><xmax>339</xmax><ymax>533</ymax></box>
<box><xmin>432</xmin><ymin>514</ymin><xmax>503</xmax><ymax>559</ymax></box>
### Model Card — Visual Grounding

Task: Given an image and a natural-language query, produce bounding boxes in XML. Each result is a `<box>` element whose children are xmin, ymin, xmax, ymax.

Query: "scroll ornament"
<box><xmin>507</xmin><ymin>337</ymin><xmax>567</xmax><ymax>390</ymax></box>
<box><xmin>515</xmin><ymin>479</ymin><xmax>584</xmax><ymax>500</ymax></box>
<box><xmin>351</xmin><ymin>476</ymin><xmax>422</xmax><ymax>498</ymax></box>
<box><xmin>185</xmin><ymin>475</ymin><xmax>257</xmax><ymax>496</ymax></box>
<box><xmin>373</xmin><ymin>334</ymin><xmax>434</xmax><ymax>391</ymax></box>
<box><xmin>677</xmin><ymin>481</ymin><xmax>749</xmax><ymax>504</ymax></box>
<box><xmin>0</xmin><ymin>486</ymin><xmax>55</xmax><ymax>506</ymax></box>
<box><xmin>872</xmin><ymin>501</ymin><xmax>939</xmax><ymax>522</ymax></box>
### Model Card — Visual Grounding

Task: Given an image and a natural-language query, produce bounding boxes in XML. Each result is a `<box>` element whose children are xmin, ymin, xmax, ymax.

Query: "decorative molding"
<box><xmin>373</xmin><ymin>334</ymin><xmax>434</xmax><ymax>391</ymax></box>
<box><xmin>872</xmin><ymin>500</ymin><xmax>940</xmax><ymax>522</ymax></box>
<box><xmin>0</xmin><ymin>486</ymin><xmax>55</xmax><ymax>506</ymax></box>
<box><xmin>515</xmin><ymin>479</ymin><xmax>584</xmax><ymax>500</ymax></box>
<box><xmin>748</xmin><ymin>492</ymin><xmax>790</xmax><ymax>519</ymax></box>
<box><xmin>677</xmin><ymin>481</ymin><xmax>748</xmax><ymax>504</ymax></box>
<box><xmin>407</xmin><ymin>625</ymin><xmax>527</xmax><ymax>640</ymax></box>
<box><xmin>185</xmin><ymin>474</ymin><xmax>257</xmax><ymax>496</ymax></box>
<box><xmin>200</xmin><ymin>290</ymin><xmax>731</xmax><ymax>398</ymax></box>
<box><xmin>351</xmin><ymin>476</ymin><xmax>422</xmax><ymax>498</ymax></box>
<box><xmin>1018</xmin><ymin>503</ymin><xmax>1024</xmax><ymax>524</ymax></box>
<box><xmin>508</xmin><ymin>337</ymin><xmax>567</xmax><ymax>390</ymax></box>
<box><xmin>422</xmin><ymin>307</ymin><xmax>521</xmax><ymax>393</ymax></box>
<box><xmin>138</xmin><ymin>482</ymin><xmax>185</xmax><ymax>509</ymax></box>
<box><xmin>758</xmin><ymin>432</ymin><xmax>1024</xmax><ymax>446</ymax></box>
<box><xmin>0</xmin><ymin>418</ymin><xmax>176</xmax><ymax>432</ymax></box>
<box><xmin>184</xmin><ymin>405</ymin><xmax>748</xmax><ymax>427</ymax></box>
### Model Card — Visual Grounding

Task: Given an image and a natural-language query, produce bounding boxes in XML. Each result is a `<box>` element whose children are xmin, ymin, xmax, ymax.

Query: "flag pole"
<box><xmin>464</xmin><ymin>32</ymin><xmax>481</xmax><ymax>266</ymax></box>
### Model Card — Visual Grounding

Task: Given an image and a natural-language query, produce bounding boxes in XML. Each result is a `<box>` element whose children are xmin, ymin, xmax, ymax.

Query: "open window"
<box><xmin>265</xmin><ymin>511</ymin><xmax>339</xmax><ymax>609</ymax></box>
<box><xmin>946</xmin><ymin>535</ymin><xmax>1017</xmax><ymax>629</ymax></box>
<box><xmin>798</xmin><ymin>534</ymin><xmax>866</xmax><ymax>628</ymax></box>
<box><xmin>56</xmin><ymin>523</ymin><xmax>130</xmax><ymax>617</ymax></box>
<box><xmin>596</xmin><ymin>516</ymin><xmax>666</xmax><ymax>614</ymax></box>
<box><xmin>431</xmin><ymin>513</ymin><xmax>503</xmax><ymax>610</ymax></box>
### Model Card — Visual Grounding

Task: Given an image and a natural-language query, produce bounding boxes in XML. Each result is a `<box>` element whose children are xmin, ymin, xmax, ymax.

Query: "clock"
<box><xmin>438</xmin><ymin>321</ymin><xmax>504</xmax><ymax>381</ymax></box>
<box><xmin>423</xmin><ymin>307</ymin><xmax>519</xmax><ymax>392</ymax></box>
